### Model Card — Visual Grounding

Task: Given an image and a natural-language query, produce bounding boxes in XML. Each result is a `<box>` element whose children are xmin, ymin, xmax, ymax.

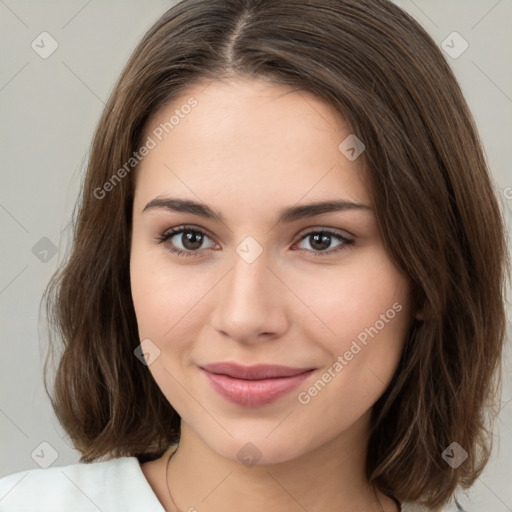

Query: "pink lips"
<box><xmin>200</xmin><ymin>362</ymin><xmax>315</xmax><ymax>407</ymax></box>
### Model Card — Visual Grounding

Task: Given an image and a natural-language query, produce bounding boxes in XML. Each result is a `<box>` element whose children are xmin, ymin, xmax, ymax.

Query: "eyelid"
<box><xmin>158</xmin><ymin>224</ymin><xmax>218</xmax><ymax>243</ymax></box>
<box><xmin>155</xmin><ymin>224</ymin><xmax>219</xmax><ymax>250</ymax></box>
<box><xmin>158</xmin><ymin>224</ymin><xmax>353</xmax><ymax>242</ymax></box>
<box><xmin>297</xmin><ymin>225</ymin><xmax>355</xmax><ymax>239</ymax></box>
<box><xmin>155</xmin><ymin>224</ymin><xmax>355</xmax><ymax>258</ymax></box>
<box><xmin>293</xmin><ymin>228</ymin><xmax>353</xmax><ymax>255</ymax></box>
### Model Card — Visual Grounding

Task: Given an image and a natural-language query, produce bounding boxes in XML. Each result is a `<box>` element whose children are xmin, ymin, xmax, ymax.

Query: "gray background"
<box><xmin>1</xmin><ymin>1</ymin><xmax>511</xmax><ymax>510</ymax></box>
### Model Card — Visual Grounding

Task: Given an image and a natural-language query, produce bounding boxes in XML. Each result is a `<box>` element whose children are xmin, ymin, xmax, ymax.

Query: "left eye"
<box><xmin>156</xmin><ymin>227</ymin><xmax>353</xmax><ymax>258</ymax></box>
<box><xmin>295</xmin><ymin>230</ymin><xmax>353</xmax><ymax>256</ymax></box>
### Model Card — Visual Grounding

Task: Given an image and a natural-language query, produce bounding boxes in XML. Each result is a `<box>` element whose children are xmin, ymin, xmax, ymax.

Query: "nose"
<box><xmin>210</xmin><ymin>243</ymin><xmax>289</xmax><ymax>345</ymax></box>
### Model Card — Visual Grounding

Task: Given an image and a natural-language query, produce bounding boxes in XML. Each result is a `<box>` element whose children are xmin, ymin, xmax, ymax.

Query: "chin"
<box><xmin>196</xmin><ymin>427</ymin><xmax>309</xmax><ymax>467</ymax></box>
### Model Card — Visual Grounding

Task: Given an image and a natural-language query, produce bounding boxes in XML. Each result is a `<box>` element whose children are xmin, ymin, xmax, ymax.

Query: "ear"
<box><xmin>415</xmin><ymin>307</ymin><xmax>424</xmax><ymax>321</ymax></box>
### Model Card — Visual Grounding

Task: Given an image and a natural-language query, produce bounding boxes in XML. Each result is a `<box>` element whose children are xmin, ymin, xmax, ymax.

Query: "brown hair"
<box><xmin>42</xmin><ymin>0</ymin><xmax>509</xmax><ymax>509</ymax></box>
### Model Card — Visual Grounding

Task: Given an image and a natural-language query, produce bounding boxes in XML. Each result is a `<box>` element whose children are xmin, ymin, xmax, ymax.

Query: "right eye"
<box><xmin>156</xmin><ymin>226</ymin><xmax>217</xmax><ymax>258</ymax></box>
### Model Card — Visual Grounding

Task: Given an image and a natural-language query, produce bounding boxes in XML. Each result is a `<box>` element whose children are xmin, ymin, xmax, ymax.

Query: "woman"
<box><xmin>0</xmin><ymin>0</ymin><xmax>508</xmax><ymax>511</ymax></box>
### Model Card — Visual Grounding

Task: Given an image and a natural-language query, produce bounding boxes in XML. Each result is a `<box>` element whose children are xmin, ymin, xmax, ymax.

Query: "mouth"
<box><xmin>199</xmin><ymin>362</ymin><xmax>316</xmax><ymax>407</ymax></box>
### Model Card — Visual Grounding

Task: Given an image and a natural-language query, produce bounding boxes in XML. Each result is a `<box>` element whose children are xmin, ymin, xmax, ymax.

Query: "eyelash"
<box><xmin>155</xmin><ymin>225</ymin><xmax>354</xmax><ymax>259</ymax></box>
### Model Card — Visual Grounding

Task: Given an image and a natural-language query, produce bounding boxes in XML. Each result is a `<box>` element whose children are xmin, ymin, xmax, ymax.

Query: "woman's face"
<box><xmin>130</xmin><ymin>77</ymin><xmax>415</xmax><ymax>464</ymax></box>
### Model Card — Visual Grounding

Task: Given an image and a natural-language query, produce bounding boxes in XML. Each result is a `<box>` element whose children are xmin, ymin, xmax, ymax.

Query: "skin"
<box><xmin>130</xmin><ymin>77</ymin><xmax>421</xmax><ymax>512</ymax></box>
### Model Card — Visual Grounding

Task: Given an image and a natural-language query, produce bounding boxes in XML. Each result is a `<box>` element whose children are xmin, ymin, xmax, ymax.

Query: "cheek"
<box><xmin>294</xmin><ymin>251</ymin><xmax>410</xmax><ymax>334</ymax></box>
<box><xmin>130</xmin><ymin>260</ymin><xmax>165</xmax><ymax>336</ymax></box>
<box><xmin>290</xmin><ymin>250</ymin><xmax>411</xmax><ymax>386</ymax></box>
<box><xmin>292</xmin><ymin>257</ymin><xmax>410</xmax><ymax>426</ymax></box>
<box><xmin>130</xmin><ymin>243</ymin><xmax>212</xmax><ymax>342</ymax></box>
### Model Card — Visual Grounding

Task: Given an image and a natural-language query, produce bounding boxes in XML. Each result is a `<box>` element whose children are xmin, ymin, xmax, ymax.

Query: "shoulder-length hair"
<box><xmin>42</xmin><ymin>0</ymin><xmax>509</xmax><ymax>509</ymax></box>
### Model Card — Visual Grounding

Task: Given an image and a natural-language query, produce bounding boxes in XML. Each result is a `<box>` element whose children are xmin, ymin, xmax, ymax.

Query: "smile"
<box><xmin>199</xmin><ymin>363</ymin><xmax>316</xmax><ymax>407</ymax></box>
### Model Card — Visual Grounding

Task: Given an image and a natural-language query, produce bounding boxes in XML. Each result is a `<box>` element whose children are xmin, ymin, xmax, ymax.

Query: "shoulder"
<box><xmin>0</xmin><ymin>456</ymin><xmax>165</xmax><ymax>512</ymax></box>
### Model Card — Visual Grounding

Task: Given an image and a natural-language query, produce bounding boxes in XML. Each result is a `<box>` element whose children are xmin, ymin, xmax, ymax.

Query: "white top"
<box><xmin>0</xmin><ymin>456</ymin><xmax>165</xmax><ymax>512</ymax></box>
<box><xmin>0</xmin><ymin>456</ymin><xmax>458</xmax><ymax>511</ymax></box>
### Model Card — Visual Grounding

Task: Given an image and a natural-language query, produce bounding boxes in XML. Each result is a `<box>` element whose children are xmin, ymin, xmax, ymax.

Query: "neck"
<box><xmin>160</xmin><ymin>412</ymin><xmax>397</xmax><ymax>512</ymax></box>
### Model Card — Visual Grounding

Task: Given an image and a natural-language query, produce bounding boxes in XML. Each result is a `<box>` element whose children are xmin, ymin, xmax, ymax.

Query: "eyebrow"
<box><xmin>142</xmin><ymin>197</ymin><xmax>371</xmax><ymax>224</ymax></box>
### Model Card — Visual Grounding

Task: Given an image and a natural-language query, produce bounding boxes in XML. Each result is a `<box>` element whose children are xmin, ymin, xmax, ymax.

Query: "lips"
<box><xmin>199</xmin><ymin>362</ymin><xmax>315</xmax><ymax>407</ymax></box>
<box><xmin>200</xmin><ymin>362</ymin><xmax>314</xmax><ymax>380</ymax></box>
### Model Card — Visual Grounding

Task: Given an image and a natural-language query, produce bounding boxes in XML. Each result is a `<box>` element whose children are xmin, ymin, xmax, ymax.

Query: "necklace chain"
<box><xmin>165</xmin><ymin>448</ymin><xmax>385</xmax><ymax>512</ymax></box>
<box><xmin>165</xmin><ymin>448</ymin><xmax>181</xmax><ymax>512</ymax></box>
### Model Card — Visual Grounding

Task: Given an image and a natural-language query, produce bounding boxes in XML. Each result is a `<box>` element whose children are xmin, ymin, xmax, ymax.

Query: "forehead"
<box><xmin>134</xmin><ymin>77</ymin><xmax>369</xmax><ymax>213</ymax></box>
